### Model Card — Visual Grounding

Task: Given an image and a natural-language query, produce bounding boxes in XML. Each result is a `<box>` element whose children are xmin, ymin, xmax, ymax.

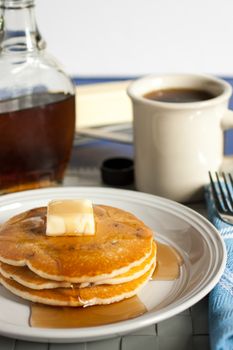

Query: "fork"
<box><xmin>209</xmin><ymin>171</ymin><xmax>233</xmax><ymax>225</ymax></box>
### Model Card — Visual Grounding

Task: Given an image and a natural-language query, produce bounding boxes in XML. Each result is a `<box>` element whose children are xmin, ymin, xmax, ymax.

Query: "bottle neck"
<box><xmin>0</xmin><ymin>0</ymin><xmax>45</xmax><ymax>53</ymax></box>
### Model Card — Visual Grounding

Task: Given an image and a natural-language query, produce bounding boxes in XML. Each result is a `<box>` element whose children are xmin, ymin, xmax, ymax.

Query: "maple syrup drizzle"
<box><xmin>152</xmin><ymin>242</ymin><xmax>183</xmax><ymax>280</ymax></box>
<box><xmin>30</xmin><ymin>242</ymin><xmax>183</xmax><ymax>328</ymax></box>
<box><xmin>30</xmin><ymin>296</ymin><xmax>147</xmax><ymax>328</ymax></box>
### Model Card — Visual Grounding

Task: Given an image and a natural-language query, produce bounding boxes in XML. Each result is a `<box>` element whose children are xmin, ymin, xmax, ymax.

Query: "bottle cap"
<box><xmin>101</xmin><ymin>157</ymin><xmax>134</xmax><ymax>186</ymax></box>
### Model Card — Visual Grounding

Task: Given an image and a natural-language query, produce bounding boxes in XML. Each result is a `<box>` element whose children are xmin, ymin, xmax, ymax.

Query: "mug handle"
<box><xmin>221</xmin><ymin>110</ymin><xmax>233</xmax><ymax>170</ymax></box>
<box><xmin>221</xmin><ymin>110</ymin><xmax>233</xmax><ymax>130</ymax></box>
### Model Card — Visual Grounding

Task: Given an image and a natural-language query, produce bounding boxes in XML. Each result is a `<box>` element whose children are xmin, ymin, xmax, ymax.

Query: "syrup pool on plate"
<box><xmin>30</xmin><ymin>242</ymin><xmax>183</xmax><ymax>328</ymax></box>
<box><xmin>30</xmin><ymin>296</ymin><xmax>147</xmax><ymax>328</ymax></box>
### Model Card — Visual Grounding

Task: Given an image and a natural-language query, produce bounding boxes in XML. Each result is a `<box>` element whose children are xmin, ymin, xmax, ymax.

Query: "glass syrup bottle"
<box><xmin>0</xmin><ymin>0</ymin><xmax>76</xmax><ymax>193</ymax></box>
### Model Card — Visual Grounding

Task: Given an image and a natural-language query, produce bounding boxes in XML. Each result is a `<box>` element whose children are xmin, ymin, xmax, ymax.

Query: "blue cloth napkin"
<box><xmin>205</xmin><ymin>186</ymin><xmax>233</xmax><ymax>350</ymax></box>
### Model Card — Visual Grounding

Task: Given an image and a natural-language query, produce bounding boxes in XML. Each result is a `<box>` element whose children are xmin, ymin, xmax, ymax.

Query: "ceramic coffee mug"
<box><xmin>127</xmin><ymin>74</ymin><xmax>233</xmax><ymax>202</ymax></box>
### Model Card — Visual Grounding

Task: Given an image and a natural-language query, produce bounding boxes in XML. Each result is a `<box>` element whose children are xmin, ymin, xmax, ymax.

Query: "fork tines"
<box><xmin>209</xmin><ymin>171</ymin><xmax>233</xmax><ymax>215</ymax></box>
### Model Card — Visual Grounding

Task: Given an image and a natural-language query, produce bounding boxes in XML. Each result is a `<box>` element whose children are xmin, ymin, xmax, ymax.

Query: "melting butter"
<box><xmin>46</xmin><ymin>199</ymin><xmax>95</xmax><ymax>236</ymax></box>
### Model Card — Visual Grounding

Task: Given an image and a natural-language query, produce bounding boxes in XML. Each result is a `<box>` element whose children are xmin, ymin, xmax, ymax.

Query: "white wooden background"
<box><xmin>36</xmin><ymin>0</ymin><xmax>233</xmax><ymax>77</ymax></box>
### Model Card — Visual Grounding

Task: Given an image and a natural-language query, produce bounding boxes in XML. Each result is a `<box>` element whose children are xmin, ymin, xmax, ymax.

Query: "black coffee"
<box><xmin>143</xmin><ymin>88</ymin><xmax>215</xmax><ymax>103</ymax></box>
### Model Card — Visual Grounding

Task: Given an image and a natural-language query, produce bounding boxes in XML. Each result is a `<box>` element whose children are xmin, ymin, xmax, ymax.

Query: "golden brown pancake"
<box><xmin>0</xmin><ymin>263</ymin><xmax>155</xmax><ymax>306</ymax></box>
<box><xmin>95</xmin><ymin>242</ymin><xmax>156</xmax><ymax>285</ymax></box>
<box><xmin>0</xmin><ymin>205</ymin><xmax>153</xmax><ymax>282</ymax></box>
<box><xmin>0</xmin><ymin>243</ymin><xmax>156</xmax><ymax>290</ymax></box>
<box><xmin>0</xmin><ymin>263</ymin><xmax>72</xmax><ymax>289</ymax></box>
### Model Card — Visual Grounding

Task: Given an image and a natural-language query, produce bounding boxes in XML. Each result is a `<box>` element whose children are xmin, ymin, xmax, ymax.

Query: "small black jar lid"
<box><xmin>101</xmin><ymin>157</ymin><xmax>134</xmax><ymax>186</ymax></box>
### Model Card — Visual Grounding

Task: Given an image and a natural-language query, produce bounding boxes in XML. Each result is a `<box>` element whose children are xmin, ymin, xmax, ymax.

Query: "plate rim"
<box><xmin>0</xmin><ymin>186</ymin><xmax>226</xmax><ymax>342</ymax></box>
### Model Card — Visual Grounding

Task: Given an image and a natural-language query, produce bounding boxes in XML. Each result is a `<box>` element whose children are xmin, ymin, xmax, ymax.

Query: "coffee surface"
<box><xmin>144</xmin><ymin>88</ymin><xmax>215</xmax><ymax>103</ymax></box>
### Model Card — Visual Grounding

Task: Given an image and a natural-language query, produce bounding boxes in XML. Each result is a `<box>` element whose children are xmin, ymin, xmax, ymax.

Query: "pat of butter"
<box><xmin>46</xmin><ymin>199</ymin><xmax>95</xmax><ymax>236</ymax></box>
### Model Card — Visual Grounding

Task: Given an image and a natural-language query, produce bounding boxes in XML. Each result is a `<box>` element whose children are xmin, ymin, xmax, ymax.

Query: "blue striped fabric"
<box><xmin>205</xmin><ymin>186</ymin><xmax>233</xmax><ymax>350</ymax></box>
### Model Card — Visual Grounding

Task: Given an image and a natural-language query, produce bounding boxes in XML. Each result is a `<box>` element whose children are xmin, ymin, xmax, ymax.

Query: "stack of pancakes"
<box><xmin>0</xmin><ymin>205</ymin><xmax>156</xmax><ymax>307</ymax></box>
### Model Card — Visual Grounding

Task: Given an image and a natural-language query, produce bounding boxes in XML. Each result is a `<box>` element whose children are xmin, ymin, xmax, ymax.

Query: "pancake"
<box><xmin>0</xmin><ymin>242</ymin><xmax>156</xmax><ymax>290</ymax></box>
<box><xmin>0</xmin><ymin>205</ymin><xmax>153</xmax><ymax>282</ymax></box>
<box><xmin>95</xmin><ymin>241</ymin><xmax>156</xmax><ymax>285</ymax></box>
<box><xmin>0</xmin><ymin>263</ymin><xmax>72</xmax><ymax>289</ymax></box>
<box><xmin>0</xmin><ymin>263</ymin><xmax>155</xmax><ymax>306</ymax></box>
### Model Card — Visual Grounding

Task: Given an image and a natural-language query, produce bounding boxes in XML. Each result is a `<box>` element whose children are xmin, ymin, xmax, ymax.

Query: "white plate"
<box><xmin>0</xmin><ymin>187</ymin><xmax>226</xmax><ymax>343</ymax></box>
